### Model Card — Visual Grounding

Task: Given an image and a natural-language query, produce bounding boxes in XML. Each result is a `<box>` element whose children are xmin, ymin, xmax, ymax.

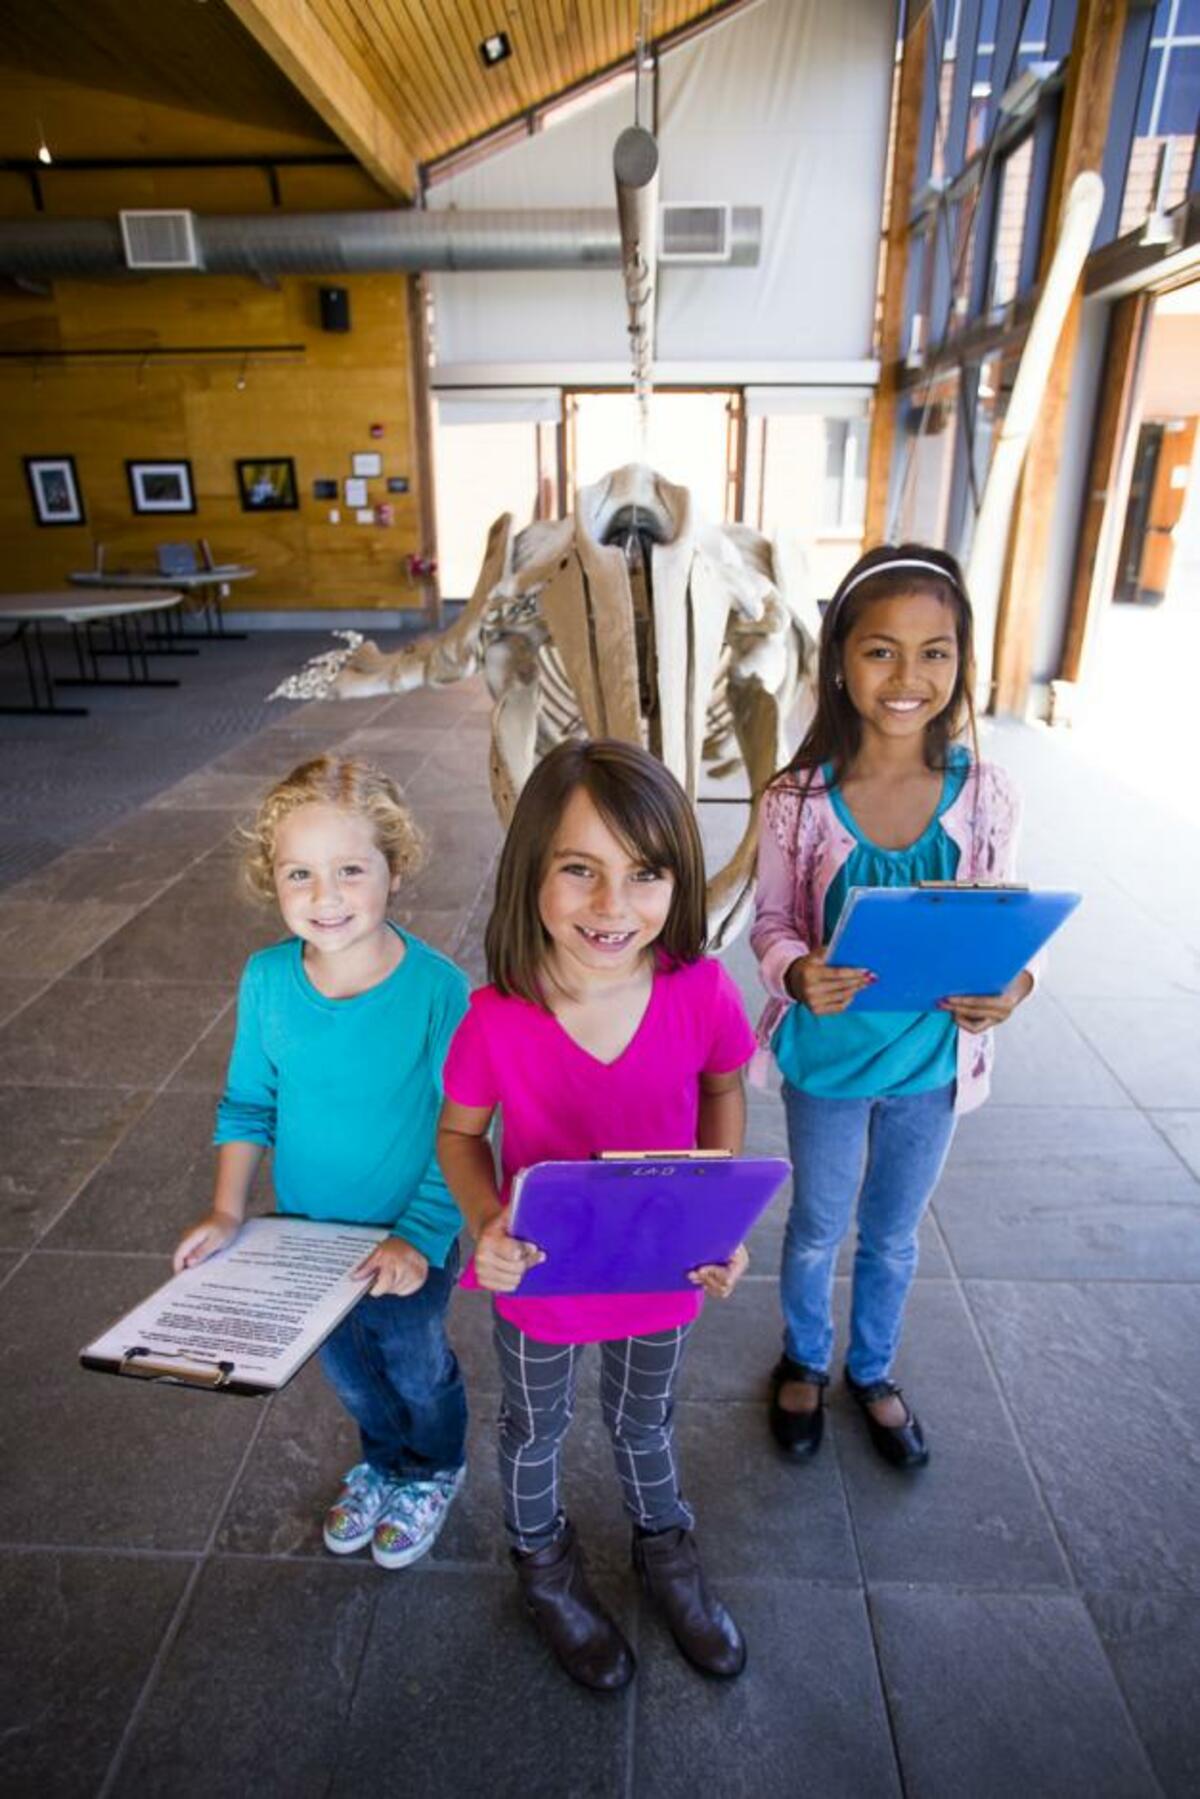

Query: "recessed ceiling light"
<box><xmin>479</xmin><ymin>31</ymin><xmax>512</xmax><ymax>67</ymax></box>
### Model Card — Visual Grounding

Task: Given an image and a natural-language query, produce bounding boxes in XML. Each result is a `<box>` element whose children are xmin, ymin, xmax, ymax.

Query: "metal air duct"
<box><xmin>0</xmin><ymin>206</ymin><xmax>762</xmax><ymax>282</ymax></box>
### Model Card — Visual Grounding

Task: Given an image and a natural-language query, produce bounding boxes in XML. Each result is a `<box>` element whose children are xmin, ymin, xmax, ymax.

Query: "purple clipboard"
<box><xmin>507</xmin><ymin>1156</ymin><xmax>790</xmax><ymax>1297</ymax></box>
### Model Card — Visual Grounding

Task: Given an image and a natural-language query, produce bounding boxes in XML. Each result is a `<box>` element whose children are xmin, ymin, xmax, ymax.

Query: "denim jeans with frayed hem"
<box><xmin>318</xmin><ymin>1240</ymin><xmax>467</xmax><ymax>1480</ymax></box>
<box><xmin>780</xmin><ymin>1081</ymin><xmax>957</xmax><ymax>1385</ymax></box>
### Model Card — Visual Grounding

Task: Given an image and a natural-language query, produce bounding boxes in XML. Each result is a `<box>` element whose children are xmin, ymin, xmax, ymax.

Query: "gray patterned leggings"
<box><xmin>493</xmin><ymin>1313</ymin><xmax>696</xmax><ymax>1553</ymax></box>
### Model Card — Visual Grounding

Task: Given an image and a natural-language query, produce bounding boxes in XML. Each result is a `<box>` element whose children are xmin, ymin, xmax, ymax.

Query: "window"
<box><xmin>433</xmin><ymin>407</ymin><xmax>553</xmax><ymax>600</ymax></box>
<box><xmin>988</xmin><ymin>134</ymin><xmax>1035</xmax><ymax>314</ymax></box>
<box><xmin>569</xmin><ymin>392</ymin><xmax>734</xmax><ymax>525</ymax></box>
<box><xmin>1118</xmin><ymin>0</ymin><xmax>1200</xmax><ymax>236</ymax></box>
<box><xmin>892</xmin><ymin>381</ymin><xmax>960</xmax><ymax>546</ymax></box>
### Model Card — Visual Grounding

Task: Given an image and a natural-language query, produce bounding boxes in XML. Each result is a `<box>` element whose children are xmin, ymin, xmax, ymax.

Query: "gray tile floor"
<box><xmin>1</xmin><ymin>650</ymin><xmax>1197</xmax><ymax>1797</ymax></box>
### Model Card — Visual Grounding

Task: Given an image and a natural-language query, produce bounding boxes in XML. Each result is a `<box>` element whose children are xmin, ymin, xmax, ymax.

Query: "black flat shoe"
<box><xmin>844</xmin><ymin>1371</ymin><xmax>929</xmax><ymax>1469</ymax></box>
<box><xmin>769</xmin><ymin>1356</ymin><xmax>827</xmax><ymax>1460</ymax></box>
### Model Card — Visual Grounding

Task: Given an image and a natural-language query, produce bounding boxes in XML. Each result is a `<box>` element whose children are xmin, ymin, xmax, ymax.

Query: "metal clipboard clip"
<box><xmin>117</xmin><ymin>1346</ymin><xmax>237</xmax><ymax>1389</ymax></box>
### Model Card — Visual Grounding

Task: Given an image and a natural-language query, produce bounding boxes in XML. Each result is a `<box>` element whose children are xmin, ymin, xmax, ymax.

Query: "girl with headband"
<box><xmin>751</xmin><ymin>543</ymin><xmax>1035</xmax><ymax>1469</ymax></box>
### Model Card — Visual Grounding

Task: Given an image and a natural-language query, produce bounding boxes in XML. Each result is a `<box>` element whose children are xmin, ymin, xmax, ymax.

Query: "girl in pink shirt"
<box><xmin>438</xmin><ymin>739</ymin><xmax>755</xmax><ymax>1692</ymax></box>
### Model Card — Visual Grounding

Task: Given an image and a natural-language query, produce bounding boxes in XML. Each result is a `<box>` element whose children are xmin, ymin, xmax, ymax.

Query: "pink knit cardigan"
<box><xmin>749</xmin><ymin>759</ymin><xmax>1025</xmax><ymax>1114</ymax></box>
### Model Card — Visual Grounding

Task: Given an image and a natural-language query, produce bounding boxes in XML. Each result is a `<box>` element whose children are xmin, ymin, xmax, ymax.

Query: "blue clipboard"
<box><xmin>825</xmin><ymin>885</ymin><xmax>1081</xmax><ymax>1011</ymax></box>
<box><xmin>507</xmin><ymin>1155</ymin><xmax>790</xmax><ymax>1297</ymax></box>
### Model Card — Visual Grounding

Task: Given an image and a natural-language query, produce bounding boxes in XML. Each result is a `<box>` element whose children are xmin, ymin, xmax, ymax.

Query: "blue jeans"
<box><xmin>780</xmin><ymin>1081</ymin><xmax>957</xmax><ymax>1385</ymax></box>
<box><xmin>318</xmin><ymin>1242</ymin><xmax>467</xmax><ymax>1479</ymax></box>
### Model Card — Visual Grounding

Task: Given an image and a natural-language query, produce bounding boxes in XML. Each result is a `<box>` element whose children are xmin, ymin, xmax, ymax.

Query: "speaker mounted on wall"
<box><xmin>319</xmin><ymin>286</ymin><xmax>351</xmax><ymax>332</ymax></box>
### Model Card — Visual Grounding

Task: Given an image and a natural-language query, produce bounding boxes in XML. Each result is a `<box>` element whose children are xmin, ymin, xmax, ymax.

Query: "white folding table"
<box><xmin>69</xmin><ymin>565</ymin><xmax>256</xmax><ymax>643</ymax></box>
<box><xmin>0</xmin><ymin>590</ymin><xmax>183</xmax><ymax>716</ymax></box>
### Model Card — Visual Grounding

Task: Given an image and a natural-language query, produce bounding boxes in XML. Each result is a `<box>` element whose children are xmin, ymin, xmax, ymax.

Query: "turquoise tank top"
<box><xmin>773</xmin><ymin>749</ymin><xmax>969</xmax><ymax>1099</ymax></box>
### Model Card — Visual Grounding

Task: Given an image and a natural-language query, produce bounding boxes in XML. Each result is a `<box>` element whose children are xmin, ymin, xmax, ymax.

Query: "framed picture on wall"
<box><xmin>24</xmin><ymin>455</ymin><xmax>86</xmax><ymax>527</ymax></box>
<box><xmin>236</xmin><ymin>457</ymin><xmax>298</xmax><ymax>512</ymax></box>
<box><xmin>126</xmin><ymin>459</ymin><xmax>196</xmax><ymax>515</ymax></box>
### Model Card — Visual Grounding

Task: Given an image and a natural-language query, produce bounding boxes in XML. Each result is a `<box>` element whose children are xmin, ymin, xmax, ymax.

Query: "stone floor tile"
<box><xmin>325</xmin><ymin>739</ymin><xmax>434</xmax><ymax>791</ymax></box>
<box><xmin>1086</xmin><ymin>1592</ymin><xmax>1200</xmax><ymax>1797</ymax></box>
<box><xmin>1055</xmin><ymin>997</ymin><xmax>1200</xmax><ymax>1109</ymax></box>
<box><xmin>444</xmin><ymin>1284</ymin><xmax>500</xmax><ymax>1396</ymax></box>
<box><xmin>987</xmin><ymin>993</ymin><xmax>1132</xmax><ymax>1107</ymax></box>
<box><xmin>947</xmin><ymin>1101</ymin><xmax>1181</xmax><ymax>1171</ymax></box>
<box><xmin>10</xmin><ymin>847</ymin><xmax>185</xmax><ymax>907</ymax></box>
<box><xmin>330</xmin><ymin>1571</ymin><xmax>633</xmax><ymax>1798</ymax></box>
<box><xmin>215</xmin><ymin>1360</ymin><xmax>364</xmax><ymax>1561</ymax></box>
<box><xmin>393</xmin><ymin>906</ymin><xmax>468</xmax><ymax>958</ymax></box>
<box><xmin>0</xmin><ymin>1254</ymin><xmax>263</xmax><ymax>1550</ymax></box>
<box><xmin>264</xmin><ymin>695</ymin><xmax>393</xmax><ymax>734</ymax></box>
<box><xmin>935</xmin><ymin>1105</ymin><xmax>1200</xmax><ymax>1279</ymax></box>
<box><xmin>634</xmin><ymin>1584</ymin><xmax>899</xmax><ymax>1799</ymax></box>
<box><xmin>339</xmin><ymin>720</ymin><xmax>453</xmax><ymax>754</ymax></box>
<box><xmin>86</xmin><ymin>806</ymin><xmax>241</xmax><ymax>861</ymax></box>
<box><xmin>0</xmin><ymin>1251</ymin><xmax>20</xmax><ymax>1291</ymax></box>
<box><xmin>401</xmin><ymin>822</ymin><xmax>500</xmax><ymax>913</ymax></box>
<box><xmin>0</xmin><ymin>896</ymin><xmax>137</xmax><ymax>980</ymax></box>
<box><xmin>148</xmin><ymin>769</ymin><xmax>278</xmax><ymax>813</ymax></box>
<box><xmin>1037</xmin><ymin>877</ymin><xmax>1200</xmax><ymax>1002</ymax></box>
<box><xmin>0</xmin><ymin>1086</ymin><xmax>151</xmax><ymax>1249</ymax></box>
<box><xmin>111</xmin><ymin>1559</ymin><xmax>377</xmax><ymax>1799</ymax></box>
<box><xmin>0</xmin><ymin>1549</ymin><xmax>191</xmax><ymax>1799</ymax></box>
<box><xmin>676</xmin><ymin>1280</ymin><xmax>784</xmax><ymax>1401</ymax></box>
<box><xmin>836</xmin><ymin>1283</ymin><xmax>1069</xmax><ymax>1590</ymax></box>
<box><xmin>70</xmin><ymin>860</ymin><xmax>277</xmax><ymax>985</ymax></box>
<box><xmin>402</xmin><ymin>754</ymin><xmax>495</xmax><ymax>812</ymax></box>
<box><xmin>935</xmin><ymin>1164</ymin><xmax>1200</xmax><ymax>1280</ymax></box>
<box><xmin>970</xmin><ymin>1280</ymin><xmax>1200</xmax><ymax>1590</ymax></box>
<box><xmin>1149</xmin><ymin>1108</ymin><xmax>1200</xmax><ymax>1180</ymax></box>
<box><xmin>165</xmin><ymin>1001</ymin><xmax>236</xmax><ymax>1092</ymax></box>
<box><xmin>0</xmin><ymin>980</ymin><xmax>228</xmax><ymax>1088</ymax></box>
<box><xmin>0</xmin><ymin>976</ymin><xmax>46</xmax><ymax>1027</ymax></box>
<box><xmin>871</xmin><ymin>1588</ymin><xmax>1157</xmax><ymax>1798</ymax></box>
<box><xmin>209</xmin><ymin>729</ymin><xmax>383</xmax><ymax>776</ymax></box>
<box><xmin>44</xmin><ymin>1090</ymin><xmax>273</xmax><ymax>1253</ymax></box>
<box><xmin>670</xmin><ymin>1402</ymin><xmax>859</xmax><ymax>1581</ymax></box>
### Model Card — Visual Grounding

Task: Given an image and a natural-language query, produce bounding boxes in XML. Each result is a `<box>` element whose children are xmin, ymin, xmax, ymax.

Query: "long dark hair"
<box><xmin>485</xmin><ymin>738</ymin><xmax>708</xmax><ymax>1007</ymax></box>
<box><xmin>779</xmin><ymin>541</ymin><xmax>978</xmax><ymax>793</ymax></box>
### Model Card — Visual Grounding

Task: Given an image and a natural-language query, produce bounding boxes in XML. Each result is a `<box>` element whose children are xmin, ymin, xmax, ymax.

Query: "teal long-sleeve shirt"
<box><xmin>214</xmin><ymin>927</ymin><xmax>469</xmax><ymax>1267</ymax></box>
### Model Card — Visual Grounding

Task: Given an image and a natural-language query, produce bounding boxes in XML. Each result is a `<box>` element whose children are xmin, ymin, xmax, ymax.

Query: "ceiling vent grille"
<box><xmin>119</xmin><ymin>210</ymin><xmax>201</xmax><ymax>270</ymax></box>
<box><xmin>658</xmin><ymin>203</ymin><xmax>731</xmax><ymax>263</ymax></box>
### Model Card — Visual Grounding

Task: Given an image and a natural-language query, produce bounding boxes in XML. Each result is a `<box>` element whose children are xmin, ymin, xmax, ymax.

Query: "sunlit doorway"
<box><xmin>1077</xmin><ymin>280</ymin><xmax>1200</xmax><ymax>823</ymax></box>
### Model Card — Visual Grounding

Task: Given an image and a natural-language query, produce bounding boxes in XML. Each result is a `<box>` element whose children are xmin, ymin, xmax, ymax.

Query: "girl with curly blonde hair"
<box><xmin>175</xmin><ymin>755</ymin><xmax>470</xmax><ymax>1569</ymax></box>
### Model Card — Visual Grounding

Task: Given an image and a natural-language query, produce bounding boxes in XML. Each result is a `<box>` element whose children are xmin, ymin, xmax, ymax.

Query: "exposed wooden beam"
<box><xmin>222</xmin><ymin>0</ymin><xmax>416</xmax><ymax>200</ymax></box>
<box><xmin>989</xmin><ymin>0</ymin><xmax>1129</xmax><ymax>715</ymax></box>
<box><xmin>1057</xmin><ymin>291</ymin><xmax>1150</xmax><ymax>685</ymax></box>
<box><xmin>406</xmin><ymin>274</ymin><xmax>440</xmax><ymax>628</ymax></box>
<box><xmin>864</xmin><ymin>1</ymin><xmax>931</xmax><ymax>546</ymax></box>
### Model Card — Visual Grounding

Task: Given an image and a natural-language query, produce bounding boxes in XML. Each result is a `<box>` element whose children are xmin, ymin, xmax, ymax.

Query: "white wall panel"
<box><xmin>428</xmin><ymin>0</ymin><xmax>896</xmax><ymax>380</ymax></box>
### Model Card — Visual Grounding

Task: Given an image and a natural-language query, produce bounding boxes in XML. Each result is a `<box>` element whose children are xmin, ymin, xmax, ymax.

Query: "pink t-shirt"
<box><xmin>443</xmin><ymin>955</ymin><xmax>756</xmax><ymax>1344</ymax></box>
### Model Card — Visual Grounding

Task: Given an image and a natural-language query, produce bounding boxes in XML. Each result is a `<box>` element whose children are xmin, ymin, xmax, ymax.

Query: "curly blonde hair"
<box><xmin>243</xmin><ymin>755</ymin><xmax>425</xmax><ymax>903</ymax></box>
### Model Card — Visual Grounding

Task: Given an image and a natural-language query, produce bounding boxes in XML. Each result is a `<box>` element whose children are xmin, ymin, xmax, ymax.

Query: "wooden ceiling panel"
<box><xmin>0</xmin><ymin>0</ymin><xmax>335</xmax><ymax>144</ymax></box>
<box><xmin>299</xmin><ymin>0</ymin><xmax>744</xmax><ymax>166</ymax></box>
<box><xmin>0</xmin><ymin>0</ymin><xmax>751</xmax><ymax>192</ymax></box>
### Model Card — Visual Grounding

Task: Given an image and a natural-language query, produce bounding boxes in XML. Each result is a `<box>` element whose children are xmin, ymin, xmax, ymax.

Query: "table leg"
<box><xmin>55</xmin><ymin>613</ymin><xmax>180</xmax><ymax>690</ymax></box>
<box><xmin>196</xmin><ymin>579</ymin><xmax>248</xmax><ymax>641</ymax></box>
<box><xmin>0</xmin><ymin>621</ymin><xmax>88</xmax><ymax>716</ymax></box>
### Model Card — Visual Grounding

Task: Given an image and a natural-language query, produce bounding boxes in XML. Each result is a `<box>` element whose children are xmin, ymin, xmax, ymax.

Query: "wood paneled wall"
<box><xmin>0</xmin><ymin>269</ymin><xmax>427</xmax><ymax>611</ymax></box>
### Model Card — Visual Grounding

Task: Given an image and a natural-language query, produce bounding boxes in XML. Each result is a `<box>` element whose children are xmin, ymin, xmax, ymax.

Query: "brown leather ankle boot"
<box><xmin>633</xmin><ymin>1527</ymin><xmax>746</xmax><ymax>1679</ymax></box>
<box><xmin>513</xmin><ymin>1520</ymin><xmax>635</xmax><ymax>1691</ymax></box>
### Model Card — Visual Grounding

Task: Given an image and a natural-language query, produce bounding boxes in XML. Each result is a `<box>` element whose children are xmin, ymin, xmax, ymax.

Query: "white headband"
<box><xmin>834</xmin><ymin>557</ymin><xmax>963</xmax><ymax>608</ymax></box>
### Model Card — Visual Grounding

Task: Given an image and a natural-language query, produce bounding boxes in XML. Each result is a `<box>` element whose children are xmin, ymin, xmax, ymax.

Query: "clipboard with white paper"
<box><xmin>80</xmin><ymin>1216</ymin><xmax>388</xmax><ymax>1396</ymax></box>
<box><xmin>825</xmin><ymin>884</ymin><xmax>1081</xmax><ymax>1011</ymax></box>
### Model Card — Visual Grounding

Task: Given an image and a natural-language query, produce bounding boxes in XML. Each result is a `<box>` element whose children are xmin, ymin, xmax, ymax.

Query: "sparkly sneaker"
<box><xmin>323</xmin><ymin>1462</ymin><xmax>399</xmax><ymax>1555</ymax></box>
<box><xmin>371</xmin><ymin>1467</ymin><xmax>466</xmax><ymax>1570</ymax></box>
